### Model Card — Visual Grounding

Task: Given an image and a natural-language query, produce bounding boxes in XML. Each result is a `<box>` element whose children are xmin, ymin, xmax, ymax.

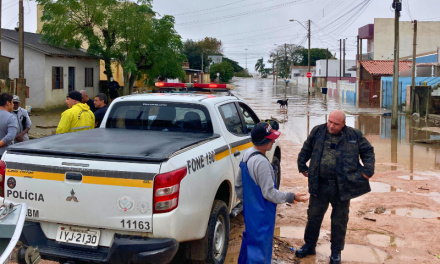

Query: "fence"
<box><xmin>381</xmin><ymin>77</ymin><xmax>440</xmax><ymax>110</ymax></box>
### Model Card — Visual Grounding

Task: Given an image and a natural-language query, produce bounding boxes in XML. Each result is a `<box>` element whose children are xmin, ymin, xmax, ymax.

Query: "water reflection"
<box><xmin>365</xmin><ymin>234</ymin><xmax>405</xmax><ymax>248</ymax></box>
<box><xmin>315</xmin><ymin>244</ymin><xmax>391</xmax><ymax>263</ymax></box>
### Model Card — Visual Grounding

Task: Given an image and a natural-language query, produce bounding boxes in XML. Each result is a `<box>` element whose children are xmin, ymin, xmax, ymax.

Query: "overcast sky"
<box><xmin>11</xmin><ymin>0</ymin><xmax>440</xmax><ymax>70</ymax></box>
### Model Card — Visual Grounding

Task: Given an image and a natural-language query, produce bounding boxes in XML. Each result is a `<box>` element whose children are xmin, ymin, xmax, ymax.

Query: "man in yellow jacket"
<box><xmin>56</xmin><ymin>91</ymin><xmax>95</xmax><ymax>134</ymax></box>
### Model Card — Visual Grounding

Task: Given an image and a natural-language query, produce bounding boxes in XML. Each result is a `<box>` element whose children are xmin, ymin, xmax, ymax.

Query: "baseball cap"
<box><xmin>251</xmin><ymin>122</ymin><xmax>281</xmax><ymax>146</ymax></box>
<box><xmin>12</xmin><ymin>95</ymin><xmax>20</xmax><ymax>103</ymax></box>
<box><xmin>67</xmin><ymin>91</ymin><xmax>82</xmax><ymax>102</ymax></box>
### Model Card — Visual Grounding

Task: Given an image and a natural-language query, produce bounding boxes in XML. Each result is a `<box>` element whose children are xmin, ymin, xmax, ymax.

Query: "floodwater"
<box><xmin>369</xmin><ymin>182</ymin><xmax>402</xmax><ymax>193</ymax></box>
<box><xmin>383</xmin><ymin>208</ymin><xmax>440</xmax><ymax>218</ymax></box>
<box><xmin>397</xmin><ymin>175</ymin><xmax>430</xmax><ymax>180</ymax></box>
<box><xmin>273</xmin><ymin>226</ymin><xmax>329</xmax><ymax>240</ymax></box>
<box><xmin>316</xmin><ymin>244</ymin><xmax>392</xmax><ymax>263</ymax></box>
<box><xmin>365</xmin><ymin>234</ymin><xmax>405</xmax><ymax>248</ymax></box>
<box><xmin>231</xmin><ymin>77</ymin><xmax>440</xmax><ymax>174</ymax></box>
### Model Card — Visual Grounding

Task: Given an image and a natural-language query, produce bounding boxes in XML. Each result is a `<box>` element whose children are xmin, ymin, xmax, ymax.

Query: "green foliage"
<box><xmin>183</xmin><ymin>37</ymin><xmax>222</xmax><ymax>71</ymax></box>
<box><xmin>299</xmin><ymin>48</ymin><xmax>334</xmax><ymax>66</ymax></box>
<box><xmin>254</xmin><ymin>57</ymin><xmax>265</xmax><ymax>75</ymax></box>
<box><xmin>223</xmin><ymin>57</ymin><xmax>244</xmax><ymax>72</ymax></box>
<box><xmin>261</xmin><ymin>68</ymin><xmax>272</xmax><ymax>78</ymax></box>
<box><xmin>210</xmin><ymin>61</ymin><xmax>234</xmax><ymax>82</ymax></box>
<box><xmin>38</xmin><ymin>0</ymin><xmax>185</xmax><ymax>95</ymax></box>
<box><xmin>234</xmin><ymin>69</ymin><xmax>252</xmax><ymax>78</ymax></box>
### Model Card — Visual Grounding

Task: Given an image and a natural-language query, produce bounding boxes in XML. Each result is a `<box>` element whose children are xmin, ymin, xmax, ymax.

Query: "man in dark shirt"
<box><xmin>94</xmin><ymin>93</ymin><xmax>108</xmax><ymax>127</ymax></box>
<box><xmin>108</xmin><ymin>77</ymin><xmax>120</xmax><ymax>101</ymax></box>
<box><xmin>80</xmin><ymin>90</ymin><xmax>96</xmax><ymax>112</ymax></box>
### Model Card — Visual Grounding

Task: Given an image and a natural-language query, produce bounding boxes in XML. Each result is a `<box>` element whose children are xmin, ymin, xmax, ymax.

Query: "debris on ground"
<box><xmin>28</xmin><ymin>133</ymin><xmax>47</xmax><ymax>139</ymax></box>
<box><xmin>364</xmin><ymin>217</ymin><xmax>377</xmax><ymax>222</ymax></box>
<box><xmin>374</xmin><ymin>207</ymin><xmax>386</xmax><ymax>214</ymax></box>
<box><xmin>418</xmin><ymin>187</ymin><xmax>430</xmax><ymax>191</ymax></box>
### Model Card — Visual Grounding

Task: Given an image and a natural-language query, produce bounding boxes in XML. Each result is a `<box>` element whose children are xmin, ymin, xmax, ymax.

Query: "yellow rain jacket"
<box><xmin>56</xmin><ymin>103</ymin><xmax>95</xmax><ymax>134</ymax></box>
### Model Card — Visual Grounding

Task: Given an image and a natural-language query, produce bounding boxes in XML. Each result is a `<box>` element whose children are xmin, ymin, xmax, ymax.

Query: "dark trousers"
<box><xmin>304</xmin><ymin>180</ymin><xmax>350</xmax><ymax>252</ymax></box>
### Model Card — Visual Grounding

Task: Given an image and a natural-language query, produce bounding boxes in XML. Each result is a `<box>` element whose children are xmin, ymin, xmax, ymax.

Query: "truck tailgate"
<box><xmin>3</xmin><ymin>153</ymin><xmax>158</xmax><ymax>233</ymax></box>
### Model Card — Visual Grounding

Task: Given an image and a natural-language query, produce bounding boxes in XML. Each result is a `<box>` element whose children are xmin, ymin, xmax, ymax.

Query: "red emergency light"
<box><xmin>155</xmin><ymin>82</ymin><xmax>187</xmax><ymax>88</ymax></box>
<box><xmin>193</xmin><ymin>83</ymin><xmax>228</xmax><ymax>89</ymax></box>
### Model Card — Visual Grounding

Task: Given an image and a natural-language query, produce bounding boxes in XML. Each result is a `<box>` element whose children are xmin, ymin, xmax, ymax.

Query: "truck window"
<box><xmin>219</xmin><ymin>103</ymin><xmax>245</xmax><ymax>135</ymax></box>
<box><xmin>105</xmin><ymin>101</ymin><xmax>213</xmax><ymax>133</ymax></box>
<box><xmin>238</xmin><ymin>103</ymin><xmax>260</xmax><ymax>134</ymax></box>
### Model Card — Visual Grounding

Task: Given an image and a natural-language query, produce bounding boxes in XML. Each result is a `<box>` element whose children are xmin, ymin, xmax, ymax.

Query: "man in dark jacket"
<box><xmin>80</xmin><ymin>90</ymin><xmax>96</xmax><ymax>113</ymax></box>
<box><xmin>295</xmin><ymin>110</ymin><xmax>375</xmax><ymax>264</ymax></box>
<box><xmin>94</xmin><ymin>93</ymin><xmax>108</xmax><ymax>127</ymax></box>
<box><xmin>108</xmin><ymin>77</ymin><xmax>120</xmax><ymax>101</ymax></box>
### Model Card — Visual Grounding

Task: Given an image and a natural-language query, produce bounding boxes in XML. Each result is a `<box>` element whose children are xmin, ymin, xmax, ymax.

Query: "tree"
<box><xmin>210</xmin><ymin>61</ymin><xmax>234</xmax><ymax>83</ymax></box>
<box><xmin>183</xmin><ymin>37</ymin><xmax>222</xmax><ymax>71</ymax></box>
<box><xmin>223</xmin><ymin>57</ymin><xmax>244</xmax><ymax>72</ymax></box>
<box><xmin>261</xmin><ymin>68</ymin><xmax>272</xmax><ymax>78</ymax></box>
<box><xmin>254</xmin><ymin>57</ymin><xmax>265</xmax><ymax>76</ymax></box>
<box><xmin>299</xmin><ymin>48</ymin><xmax>334</xmax><ymax>66</ymax></box>
<box><xmin>37</xmin><ymin>0</ymin><xmax>120</xmax><ymax>82</ymax></box>
<box><xmin>270</xmin><ymin>44</ymin><xmax>304</xmax><ymax>78</ymax></box>
<box><xmin>113</xmin><ymin>3</ymin><xmax>185</xmax><ymax>95</ymax></box>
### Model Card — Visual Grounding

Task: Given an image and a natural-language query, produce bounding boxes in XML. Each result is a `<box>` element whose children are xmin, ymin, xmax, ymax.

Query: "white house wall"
<box><xmin>44</xmin><ymin>56</ymin><xmax>100</xmax><ymax>109</ymax></box>
<box><xmin>315</xmin><ymin>60</ymin><xmax>357</xmax><ymax>78</ymax></box>
<box><xmin>1</xmin><ymin>38</ymin><xmax>46</xmax><ymax>108</ymax></box>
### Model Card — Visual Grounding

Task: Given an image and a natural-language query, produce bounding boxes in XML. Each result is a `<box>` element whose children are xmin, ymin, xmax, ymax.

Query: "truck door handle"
<box><xmin>234</xmin><ymin>151</ymin><xmax>241</xmax><ymax>157</ymax></box>
<box><xmin>65</xmin><ymin>173</ymin><xmax>83</xmax><ymax>181</ymax></box>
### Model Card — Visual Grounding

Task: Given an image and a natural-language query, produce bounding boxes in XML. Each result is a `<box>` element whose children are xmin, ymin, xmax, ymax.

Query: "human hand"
<box><xmin>294</xmin><ymin>193</ymin><xmax>309</xmax><ymax>203</ymax></box>
<box><xmin>15</xmin><ymin>134</ymin><xmax>23</xmax><ymax>142</ymax></box>
<box><xmin>301</xmin><ymin>171</ymin><xmax>308</xmax><ymax>177</ymax></box>
<box><xmin>362</xmin><ymin>173</ymin><xmax>370</xmax><ymax>180</ymax></box>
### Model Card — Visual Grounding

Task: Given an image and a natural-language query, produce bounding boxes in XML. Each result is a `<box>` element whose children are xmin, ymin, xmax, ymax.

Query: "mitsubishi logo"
<box><xmin>66</xmin><ymin>189</ymin><xmax>79</xmax><ymax>202</ymax></box>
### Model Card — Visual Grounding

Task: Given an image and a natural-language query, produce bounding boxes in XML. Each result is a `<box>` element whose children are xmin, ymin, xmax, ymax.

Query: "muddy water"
<box><xmin>369</xmin><ymin>182</ymin><xmax>403</xmax><ymax>193</ymax></box>
<box><xmin>273</xmin><ymin>226</ymin><xmax>329</xmax><ymax>240</ymax></box>
<box><xmin>29</xmin><ymin>109</ymin><xmax>63</xmax><ymax>135</ymax></box>
<box><xmin>397</xmin><ymin>175</ymin><xmax>429</xmax><ymax>180</ymax></box>
<box><xmin>231</xmin><ymin>77</ymin><xmax>440</xmax><ymax>173</ymax></box>
<box><xmin>383</xmin><ymin>208</ymin><xmax>440</xmax><ymax>218</ymax></box>
<box><xmin>316</xmin><ymin>244</ymin><xmax>391</xmax><ymax>263</ymax></box>
<box><xmin>365</xmin><ymin>234</ymin><xmax>405</xmax><ymax>247</ymax></box>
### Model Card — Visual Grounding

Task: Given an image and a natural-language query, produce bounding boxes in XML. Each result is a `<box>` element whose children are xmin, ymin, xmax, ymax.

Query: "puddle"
<box><xmin>370</xmin><ymin>182</ymin><xmax>403</xmax><ymax>193</ymax></box>
<box><xmin>383</xmin><ymin>208</ymin><xmax>440</xmax><ymax>218</ymax></box>
<box><xmin>274</xmin><ymin>226</ymin><xmax>328</xmax><ymax>240</ymax></box>
<box><xmin>430</xmin><ymin>192</ymin><xmax>440</xmax><ymax>204</ymax></box>
<box><xmin>316</xmin><ymin>244</ymin><xmax>392</xmax><ymax>263</ymax></box>
<box><xmin>366</xmin><ymin>234</ymin><xmax>405</xmax><ymax>247</ymax></box>
<box><xmin>397</xmin><ymin>175</ymin><xmax>429</xmax><ymax>181</ymax></box>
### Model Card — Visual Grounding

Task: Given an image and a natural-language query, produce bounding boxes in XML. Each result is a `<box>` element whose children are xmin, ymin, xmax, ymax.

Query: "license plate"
<box><xmin>55</xmin><ymin>225</ymin><xmax>100</xmax><ymax>247</ymax></box>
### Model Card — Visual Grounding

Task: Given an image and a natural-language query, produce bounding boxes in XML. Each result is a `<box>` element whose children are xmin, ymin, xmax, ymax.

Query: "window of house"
<box><xmin>294</xmin><ymin>73</ymin><xmax>300</xmax><ymax>77</ymax></box>
<box><xmin>52</xmin><ymin>67</ymin><xmax>63</xmax><ymax>89</ymax></box>
<box><xmin>219</xmin><ymin>103</ymin><xmax>245</xmax><ymax>135</ymax></box>
<box><xmin>85</xmin><ymin>68</ymin><xmax>94</xmax><ymax>87</ymax></box>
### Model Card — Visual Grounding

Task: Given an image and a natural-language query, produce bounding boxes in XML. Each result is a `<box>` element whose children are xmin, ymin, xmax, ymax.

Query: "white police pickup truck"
<box><xmin>0</xmin><ymin>83</ymin><xmax>282</xmax><ymax>264</ymax></box>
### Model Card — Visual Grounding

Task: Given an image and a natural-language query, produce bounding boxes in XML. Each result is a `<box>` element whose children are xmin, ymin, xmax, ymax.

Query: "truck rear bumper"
<box><xmin>20</xmin><ymin>222</ymin><xmax>179</xmax><ymax>264</ymax></box>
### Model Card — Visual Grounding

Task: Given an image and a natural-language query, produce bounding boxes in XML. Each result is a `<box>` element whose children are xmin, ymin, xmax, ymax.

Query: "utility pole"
<box><xmin>201</xmin><ymin>52</ymin><xmax>203</xmax><ymax>83</ymax></box>
<box><xmin>308</xmin><ymin>20</ymin><xmax>311</xmax><ymax>94</ymax></box>
<box><xmin>357</xmin><ymin>35</ymin><xmax>360</xmax><ymax>61</ymax></box>
<box><xmin>410</xmin><ymin>20</ymin><xmax>417</xmax><ymax>114</ymax></box>
<box><xmin>0</xmin><ymin>0</ymin><xmax>2</xmax><ymax>56</ymax></box>
<box><xmin>284</xmin><ymin>43</ymin><xmax>288</xmax><ymax>100</ymax></box>
<box><xmin>17</xmin><ymin>0</ymin><xmax>26</xmax><ymax>106</ymax></box>
<box><xmin>326</xmin><ymin>48</ymin><xmax>329</xmax><ymax>87</ymax></box>
<box><xmin>343</xmin><ymin>39</ymin><xmax>346</xmax><ymax>78</ymax></box>
<box><xmin>339</xmin><ymin>39</ymin><xmax>342</xmax><ymax>80</ymax></box>
<box><xmin>360</xmin><ymin>38</ymin><xmax>363</xmax><ymax>61</ymax></box>
<box><xmin>391</xmin><ymin>0</ymin><xmax>401</xmax><ymax>129</ymax></box>
<box><xmin>276</xmin><ymin>50</ymin><xmax>278</xmax><ymax>85</ymax></box>
<box><xmin>245</xmin><ymin>48</ymin><xmax>248</xmax><ymax>71</ymax></box>
<box><xmin>272</xmin><ymin>55</ymin><xmax>275</xmax><ymax>85</ymax></box>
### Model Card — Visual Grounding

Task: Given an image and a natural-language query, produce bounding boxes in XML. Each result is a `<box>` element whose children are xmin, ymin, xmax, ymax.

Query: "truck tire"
<box><xmin>272</xmin><ymin>156</ymin><xmax>281</xmax><ymax>190</ymax></box>
<box><xmin>205</xmin><ymin>200</ymin><xmax>230</xmax><ymax>264</ymax></box>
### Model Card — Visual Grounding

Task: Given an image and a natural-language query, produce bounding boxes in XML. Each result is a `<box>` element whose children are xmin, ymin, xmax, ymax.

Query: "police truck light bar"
<box><xmin>154</xmin><ymin>82</ymin><xmax>186</xmax><ymax>88</ymax></box>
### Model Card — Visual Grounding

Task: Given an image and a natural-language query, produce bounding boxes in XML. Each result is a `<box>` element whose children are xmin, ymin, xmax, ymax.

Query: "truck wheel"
<box><xmin>272</xmin><ymin>156</ymin><xmax>281</xmax><ymax>190</ymax></box>
<box><xmin>205</xmin><ymin>200</ymin><xmax>230</xmax><ymax>264</ymax></box>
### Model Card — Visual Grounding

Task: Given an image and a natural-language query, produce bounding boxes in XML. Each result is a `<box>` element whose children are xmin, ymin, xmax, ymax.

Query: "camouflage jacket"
<box><xmin>297</xmin><ymin>124</ymin><xmax>375</xmax><ymax>201</ymax></box>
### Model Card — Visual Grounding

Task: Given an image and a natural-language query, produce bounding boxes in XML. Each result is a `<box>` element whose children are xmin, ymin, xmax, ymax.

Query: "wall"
<box><xmin>315</xmin><ymin>60</ymin><xmax>357</xmax><ymax>77</ymax></box>
<box><xmin>381</xmin><ymin>77</ymin><xmax>440</xmax><ymax>109</ymax></box>
<box><xmin>374</xmin><ymin>18</ymin><xmax>440</xmax><ymax>60</ymax></box>
<box><xmin>338</xmin><ymin>81</ymin><xmax>357</xmax><ymax>104</ymax></box>
<box><xmin>2</xmin><ymin>38</ymin><xmax>46</xmax><ymax>108</ymax></box>
<box><xmin>44</xmin><ymin>56</ymin><xmax>100</xmax><ymax>109</ymax></box>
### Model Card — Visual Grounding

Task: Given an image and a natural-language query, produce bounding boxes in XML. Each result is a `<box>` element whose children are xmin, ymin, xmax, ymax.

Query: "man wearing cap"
<box><xmin>296</xmin><ymin>110</ymin><xmax>375</xmax><ymax>264</ymax></box>
<box><xmin>12</xmin><ymin>95</ymin><xmax>32</xmax><ymax>143</ymax></box>
<box><xmin>236</xmin><ymin>122</ymin><xmax>308</xmax><ymax>264</ymax></box>
<box><xmin>56</xmin><ymin>91</ymin><xmax>95</xmax><ymax>134</ymax></box>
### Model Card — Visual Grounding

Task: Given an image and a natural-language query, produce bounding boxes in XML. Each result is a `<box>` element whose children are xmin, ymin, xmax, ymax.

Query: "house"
<box><xmin>359</xmin><ymin>19</ymin><xmax>440</xmax><ymax>61</ymax></box>
<box><xmin>357</xmin><ymin>60</ymin><xmax>412</xmax><ymax>107</ymax></box>
<box><xmin>1</xmin><ymin>29</ymin><xmax>101</xmax><ymax>109</ymax></box>
<box><xmin>315</xmin><ymin>59</ymin><xmax>357</xmax><ymax>78</ymax></box>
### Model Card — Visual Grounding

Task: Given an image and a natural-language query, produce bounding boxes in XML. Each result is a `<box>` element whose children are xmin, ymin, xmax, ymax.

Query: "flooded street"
<box><xmin>226</xmin><ymin>77</ymin><xmax>440</xmax><ymax>263</ymax></box>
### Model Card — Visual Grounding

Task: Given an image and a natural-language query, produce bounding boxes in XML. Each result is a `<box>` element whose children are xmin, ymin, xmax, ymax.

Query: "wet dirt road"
<box><xmin>226</xmin><ymin>77</ymin><xmax>440</xmax><ymax>263</ymax></box>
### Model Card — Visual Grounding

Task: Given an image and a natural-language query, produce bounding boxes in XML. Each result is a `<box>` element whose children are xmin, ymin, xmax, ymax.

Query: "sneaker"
<box><xmin>330</xmin><ymin>251</ymin><xmax>341</xmax><ymax>264</ymax></box>
<box><xmin>294</xmin><ymin>244</ymin><xmax>316</xmax><ymax>258</ymax></box>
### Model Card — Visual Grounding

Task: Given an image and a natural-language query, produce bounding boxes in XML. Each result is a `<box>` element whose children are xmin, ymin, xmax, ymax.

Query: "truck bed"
<box><xmin>7</xmin><ymin>129</ymin><xmax>219</xmax><ymax>162</ymax></box>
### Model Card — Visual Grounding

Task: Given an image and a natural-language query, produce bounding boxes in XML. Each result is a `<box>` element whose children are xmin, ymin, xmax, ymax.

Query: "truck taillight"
<box><xmin>153</xmin><ymin>167</ymin><xmax>187</xmax><ymax>214</ymax></box>
<box><xmin>0</xmin><ymin>161</ymin><xmax>5</xmax><ymax>198</ymax></box>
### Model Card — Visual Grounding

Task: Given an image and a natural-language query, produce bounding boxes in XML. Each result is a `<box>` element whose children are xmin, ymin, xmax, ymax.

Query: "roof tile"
<box><xmin>360</xmin><ymin>60</ymin><xmax>412</xmax><ymax>75</ymax></box>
